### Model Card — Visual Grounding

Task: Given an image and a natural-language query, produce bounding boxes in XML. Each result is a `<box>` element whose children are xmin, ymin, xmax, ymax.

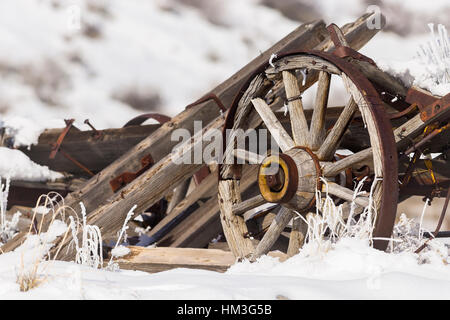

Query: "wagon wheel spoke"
<box><xmin>322</xmin><ymin>181</ymin><xmax>370</xmax><ymax>208</ymax></box>
<box><xmin>251</xmin><ymin>206</ymin><xmax>295</xmax><ymax>260</ymax></box>
<box><xmin>309</xmin><ymin>71</ymin><xmax>331</xmax><ymax>150</ymax></box>
<box><xmin>232</xmin><ymin>194</ymin><xmax>267</xmax><ymax>216</ymax></box>
<box><xmin>287</xmin><ymin>214</ymin><xmax>308</xmax><ymax>257</ymax></box>
<box><xmin>322</xmin><ymin>147</ymin><xmax>373</xmax><ymax>177</ymax></box>
<box><xmin>317</xmin><ymin>98</ymin><xmax>358</xmax><ymax>160</ymax></box>
<box><xmin>233</xmin><ymin>149</ymin><xmax>265</xmax><ymax>164</ymax></box>
<box><xmin>282</xmin><ymin>70</ymin><xmax>309</xmax><ymax>146</ymax></box>
<box><xmin>251</xmin><ymin>98</ymin><xmax>295</xmax><ymax>152</ymax></box>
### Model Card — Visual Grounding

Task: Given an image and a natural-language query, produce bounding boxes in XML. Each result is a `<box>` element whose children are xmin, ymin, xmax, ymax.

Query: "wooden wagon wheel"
<box><xmin>218</xmin><ymin>52</ymin><xmax>398</xmax><ymax>260</ymax></box>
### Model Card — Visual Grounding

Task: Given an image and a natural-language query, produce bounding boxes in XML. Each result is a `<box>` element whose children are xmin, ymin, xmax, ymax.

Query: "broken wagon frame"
<box><xmin>1</xmin><ymin>13</ymin><xmax>448</xmax><ymax>267</ymax></box>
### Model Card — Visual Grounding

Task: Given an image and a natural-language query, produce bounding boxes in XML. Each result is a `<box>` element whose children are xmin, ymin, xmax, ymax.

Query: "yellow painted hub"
<box><xmin>258</xmin><ymin>154</ymin><xmax>298</xmax><ymax>203</ymax></box>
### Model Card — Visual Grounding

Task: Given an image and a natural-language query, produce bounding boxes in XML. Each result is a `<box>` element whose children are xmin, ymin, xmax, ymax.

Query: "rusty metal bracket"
<box><xmin>124</xmin><ymin>113</ymin><xmax>171</xmax><ymax>127</ymax></box>
<box><xmin>419</xmin><ymin>93</ymin><xmax>450</xmax><ymax>122</ymax></box>
<box><xmin>405</xmin><ymin>88</ymin><xmax>439</xmax><ymax>111</ymax></box>
<box><xmin>193</xmin><ymin>166</ymin><xmax>211</xmax><ymax>186</ymax></box>
<box><xmin>49</xmin><ymin>119</ymin><xmax>75</xmax><ymax>159</ymax></box>
<box><xmin>109</xmin><ymin>154</ymin><xmax>154</xmax><ymax>192</ymax></box>
<box><xmin>327</xmin><ymin>23</ymin><xmax>376</xmax><ymax>66</ymax></box>
<box><xmin>185</xmin><ymin>93</ymin><xmax>227</xmax><ymax>113</ymax></box>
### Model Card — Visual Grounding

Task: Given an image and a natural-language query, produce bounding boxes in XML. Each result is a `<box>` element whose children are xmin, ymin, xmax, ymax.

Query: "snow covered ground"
<box><xmin>1</xmin><ymin>227</ymin><xmax>449</xmax><ymax>300</ymax></box>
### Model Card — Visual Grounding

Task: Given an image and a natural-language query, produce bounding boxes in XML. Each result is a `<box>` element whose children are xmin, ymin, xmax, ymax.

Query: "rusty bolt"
<box><xmin>266</xmin><ymin>169</ymin><xmax>284</xmax><ymax>192</ymax></box>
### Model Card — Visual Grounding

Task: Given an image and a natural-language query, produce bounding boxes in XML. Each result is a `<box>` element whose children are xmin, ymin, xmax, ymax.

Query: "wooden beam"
<box><xmin>114</xmin><ymin>247</ymin><xmax>288</xmax><ymax>274</ymax></box>
<box><xmin>18</xmin><ymin>124</ymin><xmax>160</xmax><ymax>175</ymax></box>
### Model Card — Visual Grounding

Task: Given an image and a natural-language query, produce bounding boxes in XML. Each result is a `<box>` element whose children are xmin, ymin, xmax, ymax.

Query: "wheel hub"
<box><xmin>258</xmin><ymin>147</ymin><xmax>322</xmax><ymax>211</ymax></box>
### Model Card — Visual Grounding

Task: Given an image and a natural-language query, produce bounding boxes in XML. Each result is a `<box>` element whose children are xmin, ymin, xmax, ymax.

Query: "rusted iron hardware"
<box><xmin>49</xmin><ymin>119</ymin><xmax>96</xmax><ymax>176</ymax></box>
<box><xmin>110</xmin><ymin>154</ymin><xmax>154</xmax><ymax>192</ymax></box>
<box><xmin>405</xmin><ymin>88</ymin><xmax>439</xmax><ymax>111</ymax></box>
<box><xmin>124</xmin><ymin>113</ymin><xmax>171</xmax><ymax>127</ymax></box>
<box><xmin>420</xmin><ymin>93</ymin><xmax>450</xmax><ymax>122</ymax></box>
<box><xmin>49</xmin><ymin>119</ymin><xmax>75</xmax><ymax>159</ymax></box>
<box><xmin>185</xmin><ymin>93</ymin><xmax>227</xmax><ymax>113</ymax></box>
<box><xmin>84</xmin><ymin>119</ymin><xmax>103</xmax><ymax>140</ymax></box>
<box><xmin>193</xmin><ymin>166</ymin><xmax>211</xmax><ymax>185</ymax></box>
<box><xmin>327</xmin><ymin>23</ymin><xmax>376</xmax><ymax>66</ymax></box>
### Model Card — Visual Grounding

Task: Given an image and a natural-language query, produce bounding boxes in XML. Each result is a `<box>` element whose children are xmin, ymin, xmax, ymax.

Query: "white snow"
<box><xmin>0</xmin><ymin>182</ymin><xmax>446</xmax><ymax>299</ymax></box>
<box><xmin>111</xmin><ymin>246</ymin><xmax>130</xmax><ymax>258</ymax></box>
<box><xmin>0</xmin><ymin>147</ymin><xmax>63</xmax><ymax>181</ymax></box>
<box><xmin>0</xmin><ymin>117</ymin><xmax>64</xmax><ymax>149</ymax></box>
<box><xmin>377</xmin><ymin>24</ymin><xmax>450</xmax><ymax>97</ymax></box>
<box><xmin>0</xmin><ymin>0</ymin><xmax>297</xmax><ymax>130</ymax></box>
<box><xmin>0</xmin><ymin>235</ymin><xmax>448</xmax><ymax>299</ymax></box>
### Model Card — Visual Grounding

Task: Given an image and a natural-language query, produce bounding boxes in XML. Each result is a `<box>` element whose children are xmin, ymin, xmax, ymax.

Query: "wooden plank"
<box><xmin>55</xmin><ymin>117</ymin><xmax>224</xmax><ymax>261</ymax></box>
<box><xmin>8</xmin><ymin>178</ymin><xmax>86</xmax><ymax>209</ymax></box>
<box><xmin>114</xmin><ymin>247</ymin><xmax>288</xmax><ymax>274</ymax></box>
<box><xmin>115</xmin><ymin>247</ymin><xmax>236</xmax><ymax>273</ymax></box>
<box><xmin>18</xmin><ymin>124</ymin><xmax>160</xmax><ymax>175</ymax></box>
<box><xmin>144</xmin><ymin>169</ymin><xmax>218</xmax><ymax>242</ymax></box>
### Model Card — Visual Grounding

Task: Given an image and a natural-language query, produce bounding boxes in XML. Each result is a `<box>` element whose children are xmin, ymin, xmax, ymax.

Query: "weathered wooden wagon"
<box><xmin>2</xmin><ymin>12</ymin><xmax>448</xmax><ymax>271</ymax></box>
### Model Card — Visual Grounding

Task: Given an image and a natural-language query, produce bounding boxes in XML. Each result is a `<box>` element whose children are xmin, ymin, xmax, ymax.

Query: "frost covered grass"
<box><xmin>106</xmin><ymin>204</ymin><xmax>137</xmax><ymax>270</ymax></box>
<box><xmin>0</xmin><ymin>178</ymin><xmax>20</xmax><ymax>245</ymax></box>
<box><xmin>379</xmin><ymin>23</ymin><xmax>450</xmax><ymax>96</ymax></box>
<box><xmin>282</xmin><ymin>177</ymin><xmax>449</xmax><ymax>267</ymax></box>
<box><xmin>12</xmin><ymin>192</ymin><xmax>138</xmax><ymax>290</ymax></box>
<box><xmin>0</xmin><ymin>180</ymin><xmax>447</xmax><ymax>298</ymax></box>
<box><xmin>291</xmin><ymin>177</ymin><xmax>382</xmax><ymax>258</ymax></box>
<box><xmin>417</xmin><ymin>24</ymin><xmax>450</xmax><ymax>86</ymax></box>
<box><xmin>14</xmin><ymin>192</ymin><xmax>72</xmax><ymax>291</ymax></box>
<box><xmin>67</xmin><ymin>201</ymin><xmax>136</xmax><ymax>270</ymax></box>
<box><xmin>68</xmin><ymin>203</ymin><xmax>103</xmax><ymax>269</ymax></box>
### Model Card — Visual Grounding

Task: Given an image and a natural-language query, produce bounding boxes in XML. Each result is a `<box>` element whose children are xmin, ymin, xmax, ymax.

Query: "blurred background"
<box><xmin>0</xmin><ymin>0</ymin><xmax>448</xmax><ymax>229</ymax></box>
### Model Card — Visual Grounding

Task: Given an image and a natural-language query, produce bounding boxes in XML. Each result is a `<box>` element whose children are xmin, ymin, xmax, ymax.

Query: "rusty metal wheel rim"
<box><xmin>219</xmin><ymin>52</ymin><xmax>398</xmax><ymax>259</ymax></box>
